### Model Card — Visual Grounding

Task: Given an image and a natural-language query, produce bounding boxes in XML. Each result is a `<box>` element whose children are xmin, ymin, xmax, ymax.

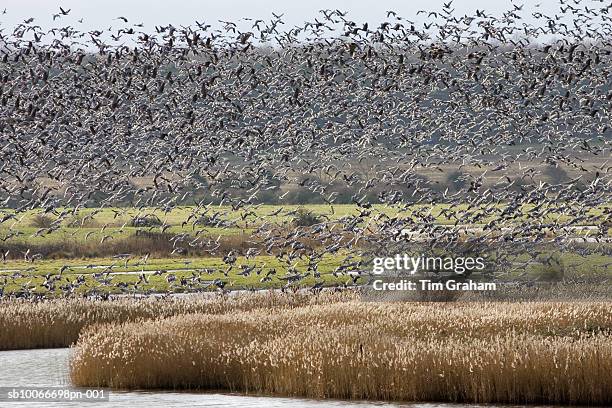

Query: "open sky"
<box><xmin>0</xmin><ymin>0</ymin><xmax>566</xmax><ymax>32</ymax></box>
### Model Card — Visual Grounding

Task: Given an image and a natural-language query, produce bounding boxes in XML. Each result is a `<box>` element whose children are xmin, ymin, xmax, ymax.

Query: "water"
<box><xmin>0</xmin><ymin>348</ymin><xmax>558</xmax><ymax>408</ymax></box>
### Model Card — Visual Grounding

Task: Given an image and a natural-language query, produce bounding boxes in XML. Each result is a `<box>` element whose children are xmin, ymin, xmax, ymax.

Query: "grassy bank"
<box><xmin>70</xmin><ymin>300</ymin><xmax>612</xmax><ymax>405</ymax></box>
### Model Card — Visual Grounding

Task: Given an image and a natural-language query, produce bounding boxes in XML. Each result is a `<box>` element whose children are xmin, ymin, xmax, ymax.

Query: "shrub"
<box><xmin>537</xmin><ymin>253</ymin><xmax>565</xmax><ymax>282</ymax></box>
<box><xmin>415</xmin><ymin>283</ymin><xmax>464</xmax><ymax>302</ymax></box>
<box><xmin>129</xmin><ymin>215</ymin><xmax>162</xmax><ymax>227</ymax></box>
<box><xmin>29</xmin><ymin>214</ymin><xmax>55</xmax><ymax>228</ymax></box>
<box><xmin>543</xmin><ymin>165</ymin><xmax>569</xmax><ymax>184</ymax></box>
<box><xmin>281</xmin><ymin>189</ymin><xmax>325</xmax><ymax>204</ymax></box>
<box><xmin>292</xmin><ymin>207</ymin><xmax>322</xmax><ymax>227</ymax></box>
<box><xmin>446</xmin><ymin>171</ymin><xmax>467</xmax><ymax>192</ymax></box>
<box><xmin>194</xmin><ymin>214</ymin><xmax>216</xmax><ymax>227</ymax></box>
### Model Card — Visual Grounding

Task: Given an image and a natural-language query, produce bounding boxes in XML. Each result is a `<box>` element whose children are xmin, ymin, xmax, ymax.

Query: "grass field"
<box><xmin>0</xmin><ymin>253</ymin><xmax>365</xmax><ymax>296</ymax></box>
<box><xmin>0</xmin><ymin>203</ymin><xmax>609</xmax><ymax>297</ymax></box>
<box><xmin>0</xmin><ymin>249</ymin><xmax>609</xmax><ymax>297</ymax></box>
<box><xmin>0</xmin><ymin>204</ymin><xmax>608</xmax><ymax>263</ymax></box>
<box><xmin>1</xmin><ymin>203</ymin><xmax>609</xmax><ymax>232</ymax></box>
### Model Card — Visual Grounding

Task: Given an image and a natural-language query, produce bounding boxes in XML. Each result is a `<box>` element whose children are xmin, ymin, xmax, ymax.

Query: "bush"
<box><xmin>415</xmin><ymin>282</ymin><xmax>464</xmax><ymax>302</ymax></box>
<box><xmin>194</xmin><ymin>214</ymin><xmax>216</xmax><ymax>227</ymax></box>
<box><xmin>446</xmin><ymin>171</ymin><xmax>467</xmax><ymax>192</ymax></box>
<box><xmin>537</xmin><ymin>254</ymin><xmax>565</xmax><ymax>282</ymax></box>
<box><xmin>194</xmin><ymin>214</ymin><xmax>236</xmax><ymax>228</ymax></box>
<box><xmin>292</xmin><ymin>208</ymin><xmax>322</xmax><ymax>227</ymax></box>
<box><xmin>129</xmin><ymin>215</ymin><xmax>162</xmax><ymax>227</ymax></box>
<box><xmin>29</xmin><ymin>214</ymin><xmax>55</xmax><ymax>228</ymax></box>
<box><xmin>543</xmin><ymin>165</ymin><xmax>569</xmax><ymax>184</ymax></box>
<box><xmin>256</xmin><ymin>189</ymin><xmax>280</xmax><ymax>205</ymax></box>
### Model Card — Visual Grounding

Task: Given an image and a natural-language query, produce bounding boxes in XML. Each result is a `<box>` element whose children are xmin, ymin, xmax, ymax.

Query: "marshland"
<box><xmin>0</xmin><ymin>204</ymin><xmax>609</xmax><ymax>297</ymax></box>
<box><xmin>68</xmin><ymin>299</ymin><xmax>612</xmax><ymax>405</ymax></box>
<box><xmin>0</xmin><ymin>292</ymin><xmax>611</xmax><ymax>405</ymax></box>
<box><xmin>1</xmin><ymin>0</ymin><xmax>612</xmax><ymax>406</ymax></box>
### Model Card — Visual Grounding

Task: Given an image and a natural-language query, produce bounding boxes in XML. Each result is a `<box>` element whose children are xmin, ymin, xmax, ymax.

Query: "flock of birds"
<box><xmin>0</xmin><ymin>0</ymin><xmax>610</xmax><ymax>297</ymax></box>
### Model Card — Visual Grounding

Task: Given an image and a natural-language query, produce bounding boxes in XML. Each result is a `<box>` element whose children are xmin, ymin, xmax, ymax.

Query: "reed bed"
<box><xmin>0</xmin><ymin>291</ymin><xmax>356</xmax><ymax>350</ymax></box>
<box><xmin>71</xmin><ymin>301</ymin><xmax>612</xmax><ymax>405</ymax></box>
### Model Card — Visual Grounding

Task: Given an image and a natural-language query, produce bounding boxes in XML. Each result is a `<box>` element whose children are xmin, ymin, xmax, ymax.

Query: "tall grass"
<box><xmin>0</xmin><ymin>291</ymin><xmax>356</xmax><ymax>350</ymax></box>
<box><xmin>70</xmin><ymin>301</ymin><xmax>612</xmax><ymax>405</ymax></box>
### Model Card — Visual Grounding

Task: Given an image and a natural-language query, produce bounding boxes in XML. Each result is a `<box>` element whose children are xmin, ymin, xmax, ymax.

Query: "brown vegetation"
<box><xmin>29</xmin><ymin>214</ymin><xmax>56</xmax><ymax>228</ymax></box>
<box><xmin>70</xmin><ymin>300</ymin><xmax>612</xmax><ymax>405</ymax></box>
<box><xmin>0</xmin><ymin>231</ymin><xmax>262</xmax><ymax>259</ymax></box>
<box><xmin>0</xmin><ymin>291</ymin><xmax>356</xmax><ymax>350</ymax></box>
<box><xmin>291</xmin><ymin>207</ymin><xmax>323</xmax><ymax>227</ymax></box>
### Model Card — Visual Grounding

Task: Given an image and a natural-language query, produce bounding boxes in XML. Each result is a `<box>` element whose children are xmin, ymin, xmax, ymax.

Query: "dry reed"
<box><xmin>70</xmin><ymin>301</ymin><xmax>612</xmax><ymax>405</ymax></box>
<box><xmin>0</xmin><ymin>291</ymin><xmax>356</xmax><ymax>350</ymax></box>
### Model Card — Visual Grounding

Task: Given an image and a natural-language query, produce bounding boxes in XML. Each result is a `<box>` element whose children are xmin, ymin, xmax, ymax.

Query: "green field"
<box><xmin>0</xmin><ymin>203</ymin><xmax>609</xmax><ymax>297</ymax></box>
<box><xmin>1</xmin><ymin>203</ymin><xmax>609</xmax><ymax>231</ymax></box>
<box><xmin>0</xmin><ymin>249</ymin><xmax>609</xmax><ymax>297</ymax></box>
<box><xmin>0</xmin><ymin>253</ymin><xmax>364</xmax><ymax>296</ymax></box>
